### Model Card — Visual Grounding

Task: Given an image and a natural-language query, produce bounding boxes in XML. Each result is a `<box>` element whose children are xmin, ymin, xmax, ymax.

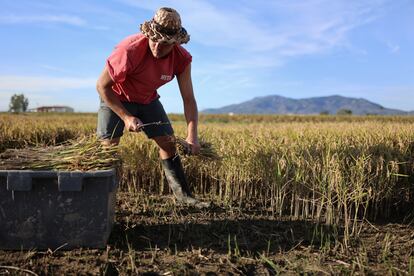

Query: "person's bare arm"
<box><xmin>177</xmin><ymin>63</ymin><xmax>200</xmax><ymax>154</ymax></box>
<box><xmin>96</xmin><ymin>67</ymin><xmax>142</xmax><ymax>132</ymax></box>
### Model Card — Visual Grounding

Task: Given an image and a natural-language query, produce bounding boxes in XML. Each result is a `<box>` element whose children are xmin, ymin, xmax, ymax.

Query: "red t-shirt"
<box><xmin>106</xmin><ymin>33</ymin><xmax>192</xmax><ymax>104</ymax></box>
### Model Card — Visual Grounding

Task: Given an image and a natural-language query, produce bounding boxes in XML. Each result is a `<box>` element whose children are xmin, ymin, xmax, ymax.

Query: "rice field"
<box><xmin>0</xmin><ymin>112</ymin><xmax>413</xmax><ymax>275</ymax></box>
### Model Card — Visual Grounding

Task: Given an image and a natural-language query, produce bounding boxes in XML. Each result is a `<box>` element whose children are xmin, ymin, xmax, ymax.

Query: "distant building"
<box><xmin>30</xmin><ymin>106</ymin><xmax>74</xmax><ymax>113</ymax></box>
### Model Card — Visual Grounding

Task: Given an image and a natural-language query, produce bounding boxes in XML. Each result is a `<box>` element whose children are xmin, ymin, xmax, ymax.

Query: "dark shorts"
<box><xmin>97</xmin><ymin>98</ymin><xmax>174</xmax><ymax>140</ymax></box>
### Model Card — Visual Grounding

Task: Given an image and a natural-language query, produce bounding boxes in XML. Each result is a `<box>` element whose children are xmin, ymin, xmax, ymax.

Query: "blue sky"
<box><xmin>0</xmin><ymin>0</ymin><xmax>413</xmax><ymax>112</ymax></box>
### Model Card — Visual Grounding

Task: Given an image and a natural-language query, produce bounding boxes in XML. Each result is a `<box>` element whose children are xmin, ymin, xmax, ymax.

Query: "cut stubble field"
<box><xmin>0</xmin><ymin>113</ymin><xmax>413</xmax><ymax>275</ymax></box>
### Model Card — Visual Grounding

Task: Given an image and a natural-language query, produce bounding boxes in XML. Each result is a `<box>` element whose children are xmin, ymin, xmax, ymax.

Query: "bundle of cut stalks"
<box><xmin>0</xmin><ymin>136</ymin><xmax>120</xmax><ymax>171</ymax></box>
<box><xmin>174</xmin><ymin>136</ymin><xmax>220</xmax><ymax>160</ymax></box>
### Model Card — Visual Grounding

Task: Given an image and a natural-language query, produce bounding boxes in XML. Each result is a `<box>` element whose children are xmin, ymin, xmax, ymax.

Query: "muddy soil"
<box><xmin>1</xmin><ymin>192</ymin><xmax>413</xmax><ymax>275</ymax></box>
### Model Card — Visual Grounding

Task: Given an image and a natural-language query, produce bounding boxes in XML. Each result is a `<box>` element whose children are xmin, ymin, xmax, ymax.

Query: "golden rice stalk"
<box><xmin>174</xmin><ymin>136</ymin><xmax>220</xmax><ymax>160</ymax></box>
<box><xmin>0</xmin><ymin>136</ymin><xmax>120</xmax><ymax>171</ymax></box>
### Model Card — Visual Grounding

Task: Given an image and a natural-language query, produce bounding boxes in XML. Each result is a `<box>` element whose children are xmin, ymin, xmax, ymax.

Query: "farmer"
<box><xmin>96</xmin><ymin>7</ymin><xmax>209</xmax><ymax>208</ymax></box>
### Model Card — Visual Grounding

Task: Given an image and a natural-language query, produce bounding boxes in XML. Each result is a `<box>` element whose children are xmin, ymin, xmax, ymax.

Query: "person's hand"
<box><xmin>186</xmin><ymin>137</ymin><xmax>201</xmax><ymax>155</ymax></box>
<box><xmin>124</xmin><ymin>116</ymin><xmax>143</xmax><ymax>132</ymax></box>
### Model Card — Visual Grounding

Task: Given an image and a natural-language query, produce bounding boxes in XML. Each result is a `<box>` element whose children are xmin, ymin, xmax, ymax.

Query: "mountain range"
<box><xmin>202</xmin><ymin>95</ymin><xmax>414</xmax><ymax>115</ymax></box>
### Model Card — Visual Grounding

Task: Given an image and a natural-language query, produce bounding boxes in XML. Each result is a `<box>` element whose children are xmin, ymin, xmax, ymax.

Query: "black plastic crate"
<box><xmin>0</xmin><ymin>169</ymin><xmax>118</xmax><ymax>250</ymax></box>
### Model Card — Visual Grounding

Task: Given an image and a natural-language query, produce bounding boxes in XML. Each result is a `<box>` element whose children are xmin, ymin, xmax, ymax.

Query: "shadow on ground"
<box><xmin>109</xmin><ymin>213</ymin><xmax>341</xmax><ymax>255</ymax></box>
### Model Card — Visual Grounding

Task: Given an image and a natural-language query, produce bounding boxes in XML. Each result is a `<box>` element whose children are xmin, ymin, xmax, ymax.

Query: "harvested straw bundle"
<box><xmin>174</xmin><ymin>136</ymin><xmax>220</xmax><ymax>160</ymax></box>
<box><xmin>0</xmin><ymin>136</ymin><xmax>120</xmax><ymax>171</ymax></box>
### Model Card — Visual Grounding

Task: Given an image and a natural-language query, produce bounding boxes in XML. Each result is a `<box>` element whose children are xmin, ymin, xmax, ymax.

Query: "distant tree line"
<box><xmin>320</xmin><ymin>109</ymin><xmax>353</xmax><ymax>115</ymax></box>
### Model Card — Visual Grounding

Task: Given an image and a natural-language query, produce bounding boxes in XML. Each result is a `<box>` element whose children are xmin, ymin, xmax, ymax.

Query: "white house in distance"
<box><xmin>29</xmin><ymin>106</ymin><xmax>74</xmax><ymax>113</ymax></box>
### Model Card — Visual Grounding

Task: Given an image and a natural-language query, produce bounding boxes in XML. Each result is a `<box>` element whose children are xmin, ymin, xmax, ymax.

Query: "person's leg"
<box><xmin>153</xmin><ymin>135</ymin><xmax>193</xmax><ymax>199</ymax></box>
<box><xmin>152</xmin><ymin>135</ymin><xmax>176</xmax><ymax>159</ymax></box>
<box><xmin>138</xmin><ymin>99</ymin><xmax>210</xmax><ymax>208</ymax></box>
<box><xmin>96</xmin><ymin>98</ymin><xmax>126</xmax><ymax>145</ymax></box>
